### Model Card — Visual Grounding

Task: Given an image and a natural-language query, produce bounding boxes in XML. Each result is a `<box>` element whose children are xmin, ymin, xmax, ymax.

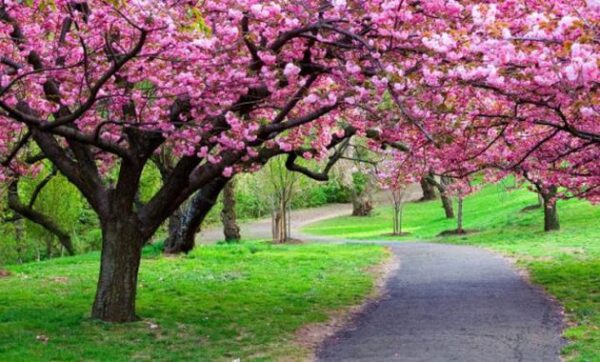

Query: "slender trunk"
<box><xmin>398</xmin><ymin>205</ymin><xmax>403</xmax><ymax>235</ymax></box>
<box><xmin>420</xmin><ymin>176</ymin><xmax>436</xmax><ymax>201</ymax></box>
<box><xmin>541</xmin><ymin>186</ymin><xmax>560</xmax><ymax>232</ymax></box>
<box><xmin>457</xmin><ymin>196</ymin><xmax>464</xmax><ymax>233</ymax></box>
<box><xmin>272</xmin><ymin>198</ymin><xmax>289</xmax><ymax>243</ymax></box>
<box><xmin>221</xmin><ymin>181</ymin><xmax>240</xmax><ymax>242</ymax></box>
<box><xmin>392</xmin><ymin>204</ymin><xmax>403</xmax><ymax>235</ymax></box>
<box><xmin>392</xmin><ymin>206</ymin><xmax>399</xmax><ymax>235</ymax></box>
<box><xmin>14</xmin><ymin>219</ymin><xmax>24</xmax><ymax>264</ymax></box>
<box><xmin>91</xmin><ymin>218</ymin><xmax>144</xmax><ymax>322</ymax></box>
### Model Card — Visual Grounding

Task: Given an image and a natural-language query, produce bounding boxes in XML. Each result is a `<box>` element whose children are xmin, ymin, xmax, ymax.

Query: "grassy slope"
<box><xmin>304</xmin><ymin>184</ymin><xmax>600</xmax><ymax>361</ymax></box>
<box><xmin>0</xmin><ymin>242</ymin><xmax>385</xmax><ymax>361</ymax></box>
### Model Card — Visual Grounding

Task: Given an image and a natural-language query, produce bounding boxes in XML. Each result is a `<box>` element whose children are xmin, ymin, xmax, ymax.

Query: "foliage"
<box><xmin>305</xmin><ymin>183</ymin><xmax>600</xmax><ymax>360</ymax></box>
<box><xmin>0</xmin><ymin>242</ymin><xmax>385</xmax><ymax>361</ymax></box>
<box><xmin>0</xmin><ymin>170</ymin><xmax>94</xmax><ymax>264</ymax></box>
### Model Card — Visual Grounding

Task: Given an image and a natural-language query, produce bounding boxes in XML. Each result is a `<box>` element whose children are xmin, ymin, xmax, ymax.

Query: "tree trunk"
<box><xmin>441</xmin><ymin>194</ymin><xmax>455</xmax><ymax>219</ymax></box>
<box><xmin>352</xmin><ymin>191</ymin><xmax>373</xmax><ymax>216</ymax></box>
<box><xmin>163</xmin><ymin>180</ymin><xmax>226</xmax><ymax>254</ymax></box>
<box><xmin>439</xmin><ymin>177</ymin><xmax>455</xmax><ymax>219</ymax></box>
<box><xmin>392</xmin><ymin>204</ymin><xmax>403</xmax><ymax>235</ymax></box>
<box><xmin>91</xmin><ymin>218</ymin><xmax>144</xmax><ymax>322</ymax></box>
<box><xmin>457</xmin><ymin>196</ymin><xmax>464</xmax><ymax>233</ymax></box>
<box><xmin>221</xmin><ymin>180</ymin><xmax>240</xmax><ymax>242</ymax></box>
<box><xmin>272</xmin><ymin>199</ymin><xmax>288</xmax><ymax>243</ymax></box>
<box><xmin>420</xmin><ymin>176</ymin><xmax>436</xmax><ymax>201</ymax></box>
<box><xmin>541</xmin><ymin>186</ymin><xmax>560</xmax><ymax>232</ymax></box>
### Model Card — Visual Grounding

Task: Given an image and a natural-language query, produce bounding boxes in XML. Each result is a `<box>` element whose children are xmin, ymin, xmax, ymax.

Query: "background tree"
<box><xmin>419</xmin><ymin>172</ymin><xmax>437</xmax><ymax>202</ymax></box>
<box><xmin>221</xmin><ymin>179</ymin><xmax>241</xmax><ymax>242</ymax></box>
<box><xmin>266</xmin><ymin>157</ymin><xmax>297</xmax><ymax>244</ymax></box>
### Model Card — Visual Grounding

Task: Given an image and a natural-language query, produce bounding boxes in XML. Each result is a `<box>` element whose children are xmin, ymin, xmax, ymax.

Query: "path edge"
<box><xmin>491</xmin><ymin>248</ymin><xmax>569</xmax><ymax>360</ymax></box>
<box><xmin>291</xmin><ymin>246</ymin><xmax>399</xmax><ymax>362</ymax></box>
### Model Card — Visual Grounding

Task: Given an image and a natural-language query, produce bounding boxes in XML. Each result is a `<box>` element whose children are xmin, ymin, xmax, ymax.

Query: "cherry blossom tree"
<box><xmin>0</xmin><ymin>0</ymin><xmax>415</xmax><ymax>321</ymax></box>
<box><xmin>1</xmin><ymin>0</ymin><xmax>598</xmax><ymax>324</ymax></box>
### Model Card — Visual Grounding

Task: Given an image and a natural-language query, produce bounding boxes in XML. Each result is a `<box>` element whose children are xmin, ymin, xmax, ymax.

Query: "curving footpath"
<box><xmin>197</xmin><ymin>188</ymin><xmax>564</xmax><ymax>361</ymax></box>
<box><xmin>316</xmin><ymin>242</ymin><xmax>564</xmax><ymax>362</ymax></box>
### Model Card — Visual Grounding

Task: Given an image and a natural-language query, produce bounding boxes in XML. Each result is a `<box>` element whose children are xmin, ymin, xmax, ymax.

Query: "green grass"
<box><xmin>304</xmin><ymin>184</ymin><xmax>600</xmax><ymax>361</ymax></box>
<box><xmin>0</xmin><ymin>242</ymin><xmax>386</xmax><ymax>361</ymax></box>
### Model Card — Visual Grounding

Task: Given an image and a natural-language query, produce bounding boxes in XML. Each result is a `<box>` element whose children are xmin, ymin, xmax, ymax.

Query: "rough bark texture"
<box><xmin>221</xmin><ymin>180</ymin><xmax>240</xmax><ymax>242</ymax></box>
<box><xmin>91</xmin><ymin>218</ymin><xmax>143</xmax><ymax>322</ymax></box>
<box><xmin>419</xmin><ymin>176</ymin><xmax>437</xmax><ymax>201</ymax></box>
<box><xmin>352</xmin><ymin>195</ymin><xmax>373</xmax><ymax>216</ymax></box>
<box><xmin>440</xmin><ymin>193</ymin><xmax>455</xmax><ymax>219</ymax></box>
<box><xmin>541</xmin><ymin>186</ymin><xmax>560</xmax><ymax>232</ymax></box>
<box><xmin>439</xmin><ymin>176</ymin><xmax>455</xmax><ymax>219</ymax></box>
<box><xmin>163</xmin><ymin>179</ymin><xmax>228</xmax><ymax>254</ymax></box>
<box><xmin>272</xmin><ymin>199</ymin><xmax>290</xmax><ymax>243</ymax></box>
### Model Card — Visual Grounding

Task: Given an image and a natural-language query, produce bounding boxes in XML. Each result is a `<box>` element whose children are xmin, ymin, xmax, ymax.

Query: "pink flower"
<box><xmin>283</xmin><ymin>63</ymin><xmax>301</xmax><ymax>78</ymax></box>
<box><xmin>222</xmin><ymin>167</ymin><xmax>233</xmax><ymax>178</ymax></box>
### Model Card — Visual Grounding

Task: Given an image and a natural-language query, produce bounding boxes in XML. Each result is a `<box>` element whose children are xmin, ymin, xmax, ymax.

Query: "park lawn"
<box><xmin>304</xmin><ymin>184</ymin><xmax>600</xmax><ymax>361</ymax></box>
<box><xmin>0</xmin><ymin>242</ymin><xmax>386</xmax><ymax>361</ymax></box>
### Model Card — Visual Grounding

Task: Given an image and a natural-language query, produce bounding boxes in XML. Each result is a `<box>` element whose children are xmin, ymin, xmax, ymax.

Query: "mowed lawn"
<box><xmin>0</xmin><ymin>242</ymin><xmax>386</xmax><ymax>361</ymax></box>
<box><xmin>304</xmin><ymin>184</ymin><xmax>600</xmax><ymax>361</ymax></box>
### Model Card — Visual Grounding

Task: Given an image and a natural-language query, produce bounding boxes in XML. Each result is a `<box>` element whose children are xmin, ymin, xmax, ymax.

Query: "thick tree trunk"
<box><xmin>439</xmin><ymin>176</ymin><xmax>455</xmax><ymax>219</ymax></box>
<box><xmin>352</xmin><ymin>190</ymin><xmax>373</xmax><ymax>216</ymax></box>
<box><xmin>420</xmin><ymin>176</ymin><xmax>437</xmax><ymax>201</ymax></box>
<box><xmin>91</xmin><ymin>218</ymin><xmax>144</xmax><ymax>322</ymax></box>
<box><xmin>163</xmin><ymin>180</ymin><xmax>227</xmax><ymax>254</ymax></box>
<box><xmin>221</xmin><ymin>181</ymin><xmax>240</xmax><ymax>242</ymax></box>
<box><xmin>541</xmin><ymin>186</ymin><xmax>560</xmax><ymax>232</ymax></box>
<box><xmin>441</xmin><ymin>194</ymin><xmax>455</xmax><ymax>219</ymax></box>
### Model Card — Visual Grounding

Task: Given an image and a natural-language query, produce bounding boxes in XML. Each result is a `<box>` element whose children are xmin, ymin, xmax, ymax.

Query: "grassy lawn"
<box><xmin>304</xmin><ymin>184</ymin><xmax>600</xmax><ymax>361</ymax></box>
<box><xmin>0</xmin><ymin>242</ymin><xmax>386</xmax><ymax>361</ymax></box>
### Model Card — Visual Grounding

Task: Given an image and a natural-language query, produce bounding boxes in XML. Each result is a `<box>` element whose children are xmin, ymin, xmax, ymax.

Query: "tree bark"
<box><xmin>439</xmin><ymin>176</ymin><xmax>455</xmax><ymax>219</ymax></box>
<box><xmin>392</xmin><ymin>204</ymin><xmax>403</xmax><ymax>235</ymax></box>
<box><xmin>221</xmin><ymin>180</ymin><xmax>240</xmax><ymax>242</ymax></box>
<box><xmin>163</xmin><ymin>179</ymin><xmax>228</xmax><ymax>254</ymax></box>
<box><xmin>419</xmin><ymin>176</ymin><xmax>436</xmax><ymax>201</ymax></box>
<box><xmin>91</xmin><ymin>218</ymin><xmax>144</xmax><ymax>322</ymax></box>
<box><xmin>352</xmin><ymin>190</ymin><xmax>373</xmax><ymax>216</ymax></box>
<box><xmin>541</xmin><ymin>186</ymin><xmax>560</xmax><ymax>232</ymax></box>
<box><xmin>272</xmin><ymin>199</ymin><xmax>289</xmax><ymax>243</ymax></box>
<box><xmin>440</xmin><ymin>193</ymin><xmax>455</xmax><ymax>219</ymax></box>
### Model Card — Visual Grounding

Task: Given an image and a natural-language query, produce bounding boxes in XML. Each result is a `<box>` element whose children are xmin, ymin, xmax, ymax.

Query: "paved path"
<box><xmin>317</xmin><ymin>243</ymin><xmax>564</xmax><ymax>362</ymax></box>
<box><xmin>199</xmin><ymin>185</ymin><xmax>564</xmax><ymax>361</ymax></box>
<box><xmin>198</xmin><ymin>184</ymin><xmax>422</xmax><ymax>244</ymax></box>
